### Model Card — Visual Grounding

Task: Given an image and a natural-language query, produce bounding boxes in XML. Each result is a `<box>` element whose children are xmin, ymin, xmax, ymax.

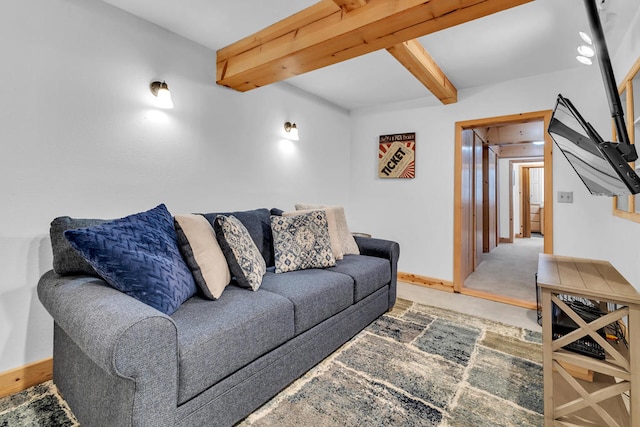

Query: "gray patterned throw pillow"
<box><xmin>271</xmin><ymin>210</ymin><xmax>336</xmax><ymax>274</ymax></box>
<box><xmin>214</xmin><ymin>215</ymin><xmax>266</xmax><ymax>291</ymax></box>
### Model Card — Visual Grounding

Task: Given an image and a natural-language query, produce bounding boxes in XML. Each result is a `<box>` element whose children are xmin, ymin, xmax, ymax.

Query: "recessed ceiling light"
<box><xmin>532</xmin><ymin>141</ymin><xmax>545</xmax><ymax>145</ymax></box>
<box><xmin>577</xmin><ymin>45</ymin><xmax>595</xmax><ymax>57</ymax></box>
<box><xmin>576</xmin><ymin>55</ymin><xmax>593</xmax><ymax>65</ymax></box>
<box><xmin>579</xmin><ymin>31</ymin><xmax>593</xmax><ymax>45</ymax></box>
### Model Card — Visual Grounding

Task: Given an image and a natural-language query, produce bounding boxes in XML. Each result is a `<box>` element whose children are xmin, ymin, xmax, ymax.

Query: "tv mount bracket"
<box><xmin>584</xmin><ymin>0</ymin><xmax>638</xmax><ymax>162</ymax></box>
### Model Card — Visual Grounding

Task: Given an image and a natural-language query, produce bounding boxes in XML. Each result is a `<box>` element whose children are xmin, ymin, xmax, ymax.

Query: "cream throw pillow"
<box><xmin>295</xmin><ymin>203</ymin><xmax>360</xmax><ymax>255</ymax></box>
<box><xmin>283</xmin><ymin>209</ymin><xmax>343</xmax><ymax>260</ymax></box>
<box><xmin>174</xmin><ymin>214</ymin><xmax>231</xmax><ymax>299</ymax></box>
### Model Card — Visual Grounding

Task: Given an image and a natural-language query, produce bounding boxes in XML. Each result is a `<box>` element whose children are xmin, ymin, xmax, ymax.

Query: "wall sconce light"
<box><xmin>284</xmin><ymin>122</ymin><xmax>299</xmax><ymax>141</ymax></box>
<box><xmin>150</xmin><ymin>81</ymin><xmax>174</xmax><ymax>109</ymax></box>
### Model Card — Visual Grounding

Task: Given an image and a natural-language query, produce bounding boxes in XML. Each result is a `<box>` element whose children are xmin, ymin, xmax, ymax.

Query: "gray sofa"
<box><xmin>38</xmin><ymin>207</ymin><xmax>399</xmax><ymax>426</ymax></box>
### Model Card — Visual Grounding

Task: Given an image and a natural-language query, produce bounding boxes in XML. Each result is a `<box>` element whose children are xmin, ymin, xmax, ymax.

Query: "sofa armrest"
<box><xmin>354</xmin><ymin>236</ymin><xmax>400</xmax><ymax>308</ymax></box>
<box><xmin>38</xmin><ymin>270</ymin><xmax>179</xmax><ymax>425</ymax></box>
<box><xmin>354</xmin><ymin>236</ymin><xmax>399</xmax><ymax>262</ymax></box>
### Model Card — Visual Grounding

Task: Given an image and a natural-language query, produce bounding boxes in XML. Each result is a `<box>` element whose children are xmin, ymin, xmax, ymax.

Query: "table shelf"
<box><xmin>538</xmin><ymin>254</ymin><xmax>640</xmax><ymax>426</ymax></box>
<box><xmin>552</xmin><ymin>371</ymin><xmax>629</xmax><ymax>426</ymax></box>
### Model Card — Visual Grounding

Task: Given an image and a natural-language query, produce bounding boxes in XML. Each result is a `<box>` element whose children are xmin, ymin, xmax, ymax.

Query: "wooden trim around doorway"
<box><xmin>398</xmin><ymin>272</ymin><xmax>454</xmax><ymax>292</ymax></box>
<box><xmin>453</xmin><ymin>110</ymin><xmax>553</xmax><ymax>293</ymax></box>
<box><xmin>460</xmin><ymin>287</ymin><xmax>538</xmax><ymax>310</ymax></box>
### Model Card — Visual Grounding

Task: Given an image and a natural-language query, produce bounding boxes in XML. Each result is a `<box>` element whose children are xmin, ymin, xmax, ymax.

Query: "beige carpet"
<box><xmin>463</xmin><ymin>236</ymin><xmax>543</xmax><ymax>304</ymax></box>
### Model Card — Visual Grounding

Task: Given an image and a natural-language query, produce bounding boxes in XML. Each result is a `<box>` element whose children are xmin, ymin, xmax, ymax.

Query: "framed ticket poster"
<box><xmin>378</xmin><ymin>132</ymin><xmax>415</xmax><ymax>178</ymax></box>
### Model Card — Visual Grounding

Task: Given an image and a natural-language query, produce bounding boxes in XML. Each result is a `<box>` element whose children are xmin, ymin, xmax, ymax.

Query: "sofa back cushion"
<box><xmin>50</xmin><ymin>216</ymin><xmax>111</xmax><ymax>275</ymax></box>
<box><xmin>201</xmin><ymin>208</ymin><xmax>274</xmax><ymax>267</ymax></box>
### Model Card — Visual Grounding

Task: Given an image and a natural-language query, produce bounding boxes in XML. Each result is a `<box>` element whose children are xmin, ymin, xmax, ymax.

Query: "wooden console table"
<box><xmin>537</xmin><ymin>254</ymin><xmax>640</xmax><ymax>426</ymax></box>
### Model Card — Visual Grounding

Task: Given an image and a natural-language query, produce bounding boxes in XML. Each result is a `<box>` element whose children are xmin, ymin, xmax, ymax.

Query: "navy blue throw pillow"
<box><xmin>64</xmin><ymin>204</ymin><xmax>197</xmax><ymax>315</ymax></box>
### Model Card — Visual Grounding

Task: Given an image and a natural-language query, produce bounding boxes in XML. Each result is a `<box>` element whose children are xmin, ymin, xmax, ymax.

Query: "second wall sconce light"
<box><xmin>150</xmin><ymin>81</ymin><xmax>174</xmax><ymax>109</ymax></box>
<box><xmin>284</xmin><ymin>122</ymin><xmax>299</xmax><ymax>141</ymax></box>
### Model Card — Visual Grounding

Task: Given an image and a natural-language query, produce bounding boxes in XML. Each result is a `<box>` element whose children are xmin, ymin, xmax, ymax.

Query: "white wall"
<box><xmin>0</xmin><ymin>0</ymin><xmax>351</xmax><ymax>373</ymax></box>
<box><xmin>613</xmin><ymin>7</ymin><xmax>640</xmax><ymax>83</ymax></box>
<box><xmin>498</xmin><ymin>158</ymin><xmax>511</xmax><ymax>240</ymax></box>
<box><xmin>349</xmin><ymin>56</ymin><xmax>640</xmax><ymax>286</ymax></box>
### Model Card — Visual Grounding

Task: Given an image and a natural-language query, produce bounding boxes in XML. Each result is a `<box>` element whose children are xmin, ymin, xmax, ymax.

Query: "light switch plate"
<box><xmin>558</xmin><ymin>191</ymin><xmax>573</xmax><ymax>203</ymax></box>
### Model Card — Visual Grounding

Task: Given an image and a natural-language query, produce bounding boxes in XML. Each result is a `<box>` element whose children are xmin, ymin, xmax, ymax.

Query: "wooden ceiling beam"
<box><xmin>387</xmin><ymin>39</ymin><xmax>457</xmax><ymax>104</ymax></box>
<box><xmin>216</xmin><ymin>0</ymin><xmax>532</xmax><ymax>92</ymax></box>
<box><xmin>217</xmin><ymin>1</ymin><xmax>338</xmax><ymax>64</ymax></box>
<box><xmin>333</xmin><ymin>0</ymin><xmax>369</xmax><ymax>12</ymax></box>
<box><xmin>333</xmin><ymin>0</ymin><xmax>456</xmax><ymax>104</ymax></box>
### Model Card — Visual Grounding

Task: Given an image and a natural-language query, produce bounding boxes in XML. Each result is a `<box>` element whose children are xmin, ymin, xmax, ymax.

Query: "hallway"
<box><xmin>463</xmin><ymin>236</ymin><xmax>543</xmax><ymax>304</ymax></box>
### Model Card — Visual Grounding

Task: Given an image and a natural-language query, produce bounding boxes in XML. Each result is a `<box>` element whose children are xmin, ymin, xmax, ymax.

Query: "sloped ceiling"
<box><xmin>100</xmin><ymin>0</ymin><xmax>638</xmax><ymax>110</ymax></box>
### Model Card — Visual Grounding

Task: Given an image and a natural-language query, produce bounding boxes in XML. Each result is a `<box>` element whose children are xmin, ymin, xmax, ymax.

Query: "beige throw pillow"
<box><xmin>283</xmin><ymin>209</ymin><xmax>343</xmax><ymax>260</ymax></box>
<box><xmin>295</xmin><ymin>203</ymin><xmax>360</xmax><ymax>255</ymax></box>
<box><xmin>174</xmin><ymin>214</ymin><xmax>231</xmax><ymax>299</ymax></box>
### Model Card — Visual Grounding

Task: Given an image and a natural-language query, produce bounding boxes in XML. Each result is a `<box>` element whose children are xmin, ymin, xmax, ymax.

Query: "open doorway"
<box><xmin>519</xmin><ymin>163</ymin><xmax>544</xmax><ymax>239</ymax></box>
<box><xmin>463</xmin><ymin>159</ymin><xmax>544</xmax><ymax>306</ymax></box>
<box><xmin>453</xmin><ymin>111</ymin><xmax>554</xmax><ymax>309</ymax></box>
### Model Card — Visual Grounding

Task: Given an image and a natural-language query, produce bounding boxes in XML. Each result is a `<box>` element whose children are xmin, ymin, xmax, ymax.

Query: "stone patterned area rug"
<box><xmin>0</xmin><ymin>382</ymin><xmax>77</xmax><ymax>426</ymax></box>
<box><xmin>241</xmin><ymin>299</ymin><xmax>543</xmax><ymax>427</ymax></box>
<box><xmin>0</xmin><ymin>299</ymin><xmax>543</xmax><ymax>426</ymax></box>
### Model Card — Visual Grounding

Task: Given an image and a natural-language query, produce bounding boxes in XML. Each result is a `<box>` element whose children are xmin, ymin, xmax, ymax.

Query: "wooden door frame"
<box><xmin>474</xmin><ymin>132</ymin><xmax>484</xmax><ymax>269</ymax></box>
<box><xmin>482</xmin><ymin>145</ymin><xmax>498</xmax><ymax>253</ymax></box>
<box><xmin>521</xmin><ymin>166</ymin><xmax>532</xmax><ymax>238</ymax></box>
<box><xmin>453</xmin><ymin>110</ymin><xmax>554</xmax><ymax>295</ymax></box>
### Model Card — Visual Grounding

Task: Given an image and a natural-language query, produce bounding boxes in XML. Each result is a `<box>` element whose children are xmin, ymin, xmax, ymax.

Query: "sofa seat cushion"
<box><xmin>172</xmin><ymin>286</ymin><xmax>295</xmax><ymax>404</ymax></box>
<box><xmin>260</xmin><ymin>269</ymin><xmax>353</xmax><ymax>335</ymax></box>
<box><xmin>327</xmin><ymin>254</ymin><xmax>391</xmax><ymax>302</ymax></box>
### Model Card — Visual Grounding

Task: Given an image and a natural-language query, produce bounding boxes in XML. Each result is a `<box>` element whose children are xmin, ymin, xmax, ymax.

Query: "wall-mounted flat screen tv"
<box><xmin>547</xmin><ymin>0</ymin><xmax>640</xmax><ymax>197</ymax></box>
<box><xmin>548</xmin><ymin>95</ymin><xmax>640</xmax><ymax>196</ymax></box>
